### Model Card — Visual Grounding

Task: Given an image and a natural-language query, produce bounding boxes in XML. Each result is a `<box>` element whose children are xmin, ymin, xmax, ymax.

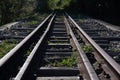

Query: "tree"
<box><xmin>0</xmin><ymin>0</ymin><xmax>36</xmax><ymax>25</ymax></box>
<box><xmin>47</xmin><ymin>0</ymin><xmax>59</xmax><ymax>10</ymax></box>
<box><xmin>47</xmin><ymin>0</ymin><xmax>72</xmax><ymax>10</ymax></box>
<box><xmin>0</xmin><ymin>0</ymin><xmax>22</xmax><ymax>24</ymax></box>
<box><xmin>36</xmin><ymin>0</ymin><xmax>49</xmax><ymax>12</ymax></box>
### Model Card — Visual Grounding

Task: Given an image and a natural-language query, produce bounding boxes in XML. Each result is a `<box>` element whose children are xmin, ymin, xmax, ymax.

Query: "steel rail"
<box><xmin>0</xmin><ymin>13</ymin><xmax>53</xmax><ymax>67</ymax></box>
<box><xmin>67</xmin><ymin>14</ymin><xmax>120</xmax><ymax>76</ymax></box>
<box><xmin>14</xmin><ymin>14</ymin><xmax>56</xmax><ymax>80</ymax></box>
<box><xmin>64</xmin><ymin>16</ymin><xmax>99</xmax><ymax>80</ymax></box>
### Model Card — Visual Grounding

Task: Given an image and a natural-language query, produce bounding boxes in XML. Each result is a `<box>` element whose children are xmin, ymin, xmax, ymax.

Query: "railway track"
<box><xmin>0</xmin><ymin>13</ymin><xmax>120</xmax><ymax>80</ymax></box>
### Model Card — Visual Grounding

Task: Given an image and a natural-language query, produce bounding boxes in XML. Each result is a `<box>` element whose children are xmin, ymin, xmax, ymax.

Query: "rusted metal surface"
<box><xmin>14</xmin><ymin>14</ymin><xmax>56</xmax><ymax>80</ymax></box>
<box><xmin>67</xmin><ymin>14</ymin><xmax>120</xmax><ymax>77</ymax></box>
<box><xmin>64</xmin><ymin>17</ymin><xmax>99</xmax><ymax>80</ymax></box>
<box><xmin>1</xmin><ymin>13</ymin><xmax>119</xmax><ymax>80</ymax></box>
<box><xmin>0</xmin><ymin>14</ymin><xmax>52</xmax><ymax>67</ymax></box>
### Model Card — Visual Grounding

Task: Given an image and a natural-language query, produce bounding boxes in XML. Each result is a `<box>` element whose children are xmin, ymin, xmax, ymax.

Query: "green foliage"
<box><xmin>47</xmin><ymin>0</ymin><xmax>72</xmax><ymax>10</ymax></box>
<box><xmin>0</xmin><ymin>0</ymin><xmax>79</xmax><ymax>25</ymax></box>
<box><xmin>26</xmin><ymin>13</ymin><xmax>47</xmax><ymax>26</ymax></box>
<box><xmin>36</xmin><ymin>14</ymin><xmax>47</xmax><ymax>20</ymax></box>
<box><xmin>61</xmin><ymin>56</ymin><xmax>77</xmax><ymax>67</ymax></box>
<box><xmin>0</xmin><ymin>40</ymin><xmax>17</xmax><ymax>58</ymax></box>
<box><xmin>83</xmin><ymin>45</ymin><xmax>93</xmax><ymax>53</ymax></box>
<box><xmin>46</xmin><ymin>52</ymin><xmax>79</xmax><ymax>67</ymax></box>
<box><xmin>24</xmin><ymin>42</ymin><xmax>36</xmax><ymax>56</ymax></box>
<box><xmin>49</xmin><ymin>56</ymin><xmax>77</xmax><ymax>67</ymax></box>
<box><xmin>25</xmin><ymin>49</ymin><xmax>32</xmax><ymax>56</ymax></box>
<box><xmin>0</xmin><ymin>0</ymin><xmax>36</xmax><ymax>25</ymax></box>
<box><xmin>27</xmin><ymin>20</ymin><xmax>38</xmax><ymax>26</ymax></box>
<box><xmin>48</xmin><ymin>0</ymin><xmax>59</xmax><ymax>10</ymax></box>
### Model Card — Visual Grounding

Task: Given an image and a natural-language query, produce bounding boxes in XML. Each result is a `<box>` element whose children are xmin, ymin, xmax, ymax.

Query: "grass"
<box><xmin>46</xmin><ymin>52</ymin><xmax>79</xmax><ymax>67</ymax></box>
<box><xmin>0</xmin><ymin>40</ymin><xmax>17</xmax><ymax>58</ymax></box>
<box><xmin>0</xmin><ymin>40</ymin><xmax>35</xmax><ymax>58</ymax></box>
<box><xmin>27</xmin><ymin>20</ymin><xmax>39</xmax><ymax>26</ymax></box>
<box><xmin>83</xmin><ymin>45</ymin><xmax>93</xmax><ymax>53</ymax></box>
<box><xmin>36</xmin><ymin>14</ymin><xmax>47</xmax><ymax>20</ymax></box>
<box><xmin>26</xmin><ymin>13</ymin><xmax>48</xmax><ymax>26</ymax></box>
<box><xmin>47</xmin><ymin>56</ymin><xmax>77</xmax><ymax>67</ymax></box>
<box><xmin>24</xmin><ymin>43</ymin><xmax>35</xmax><ymax>56</ymax></box>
